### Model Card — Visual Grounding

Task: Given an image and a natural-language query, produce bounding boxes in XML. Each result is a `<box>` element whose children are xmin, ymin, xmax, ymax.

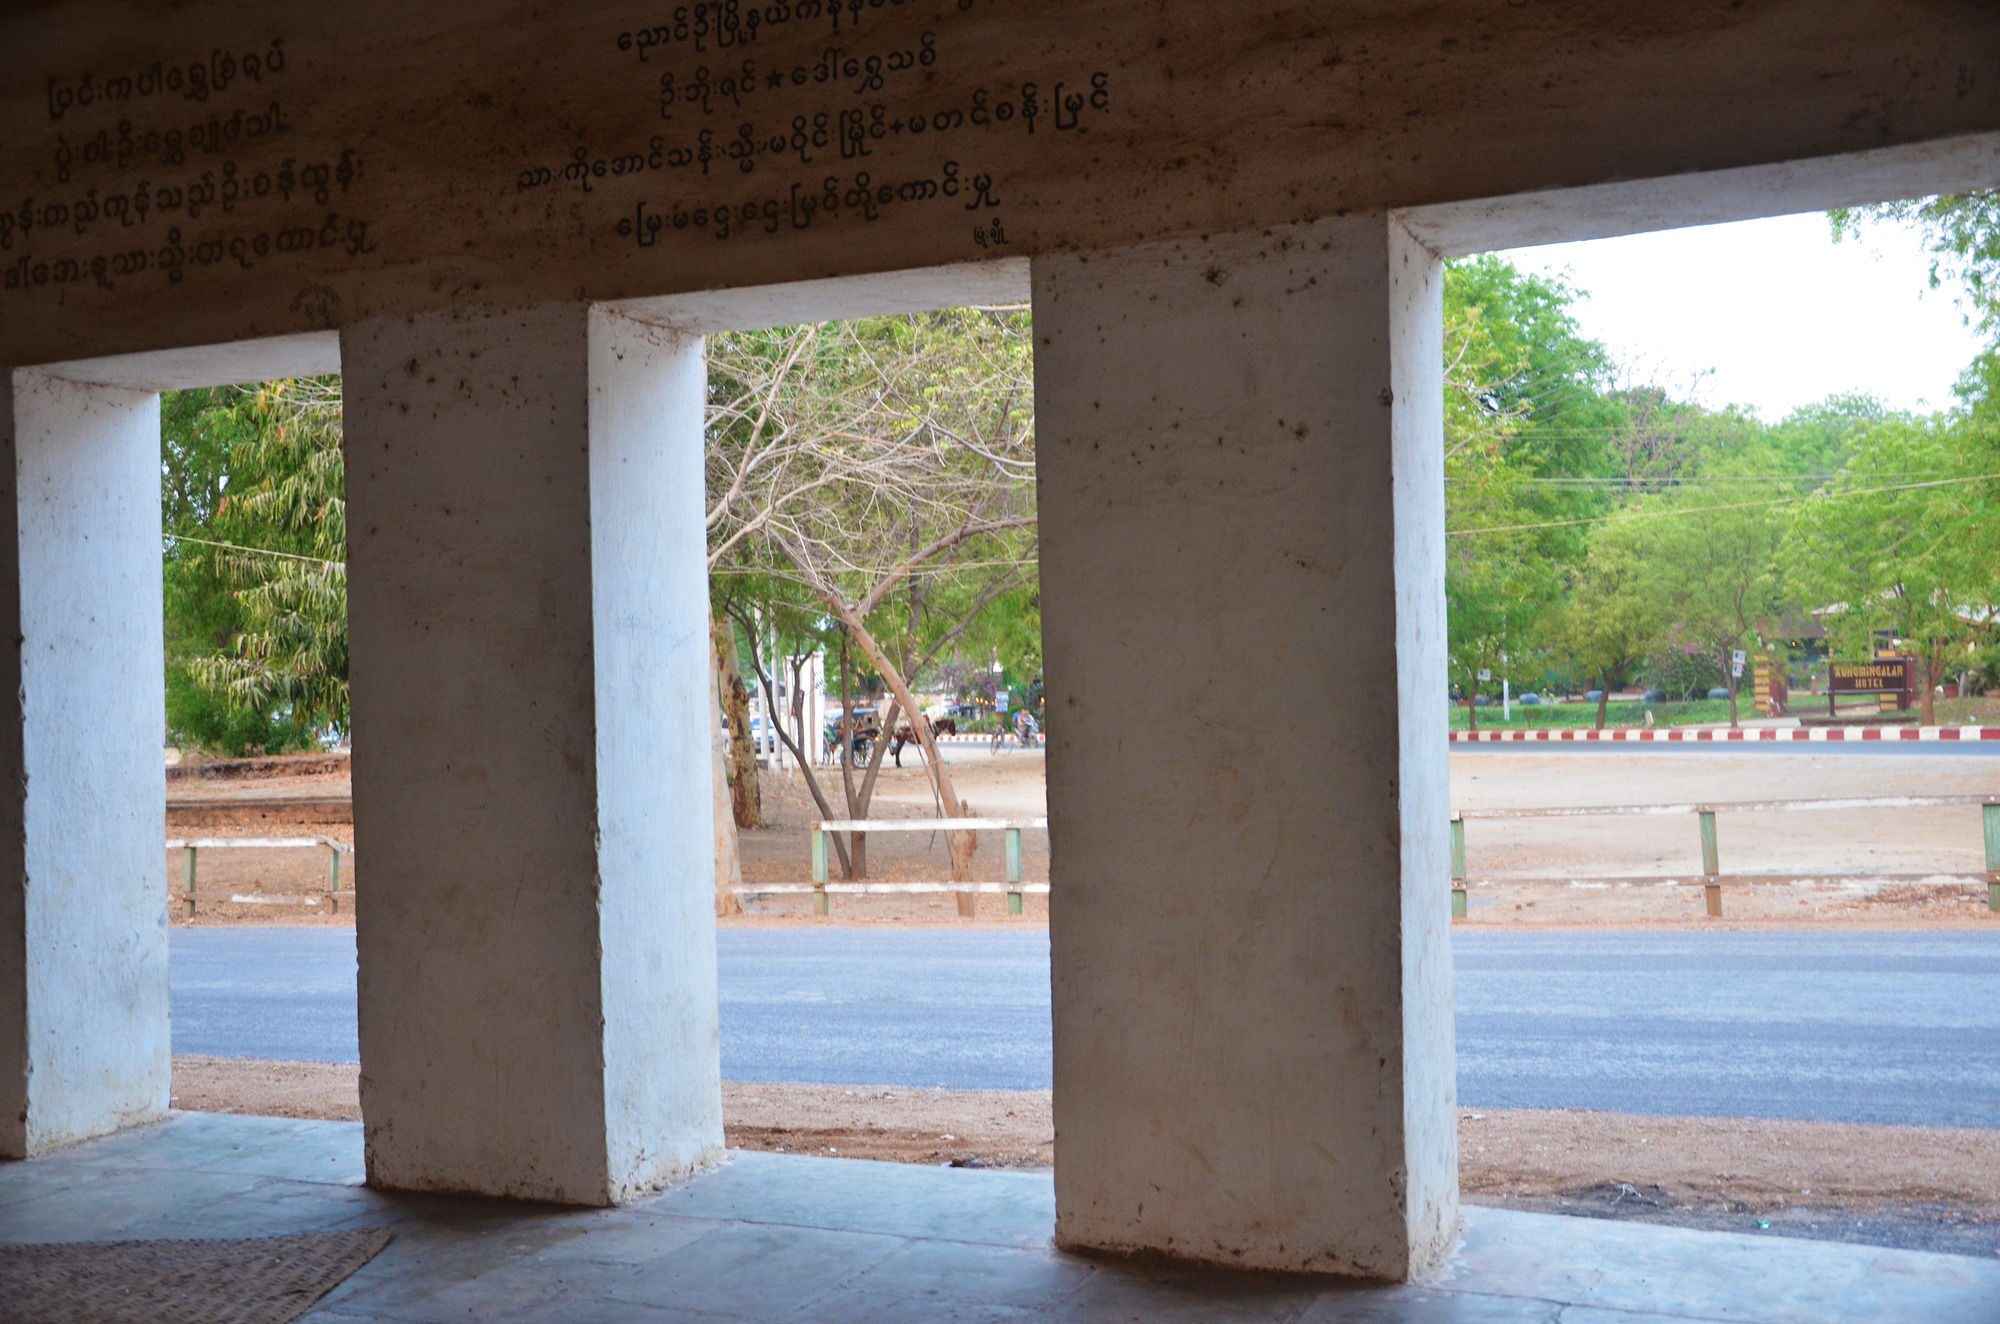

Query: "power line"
<box><xmin>165</xmin><ymin>533</ymin><xmax>341</xmax><ymax>567</ymax></box>
<box><xmin>1447</xmin><ymin>472</ymin><xmax>2000</xmax><ymax>538</ymax></box>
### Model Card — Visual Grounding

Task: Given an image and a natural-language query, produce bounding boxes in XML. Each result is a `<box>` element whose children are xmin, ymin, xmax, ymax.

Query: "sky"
<box><xmin>1494</xmin><ymin>211</ymin><xmax>1988</xmax><ymax>423</ymax></box>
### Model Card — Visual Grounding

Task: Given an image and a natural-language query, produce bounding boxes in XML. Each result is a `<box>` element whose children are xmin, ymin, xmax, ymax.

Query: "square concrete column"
<box><xmin>1034</xmin><ymin>216</ymin><xmax>1455</xmax><ymax>1278</ymax></box>
<box><xmin>342</xmin><ymin>304</ymin><xmax>721</xmax><ymax>1204</ymax></box>
<box><xmin>0</xmin><ymin>370</ymin><xmax>169</xmax><ymax>1158</ymax></box>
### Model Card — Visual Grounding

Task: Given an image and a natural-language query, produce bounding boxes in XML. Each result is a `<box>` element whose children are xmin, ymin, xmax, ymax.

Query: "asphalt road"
<box><xmin>169</xmin><ymin>928</ymin><xmax>2000</xmax><ymax>1128</ymax></box>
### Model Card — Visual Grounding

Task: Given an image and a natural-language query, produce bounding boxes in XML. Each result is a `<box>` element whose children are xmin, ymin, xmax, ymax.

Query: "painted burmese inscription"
<box><xmin>4</xmin><ymin>3</ymin><xmax>1114</xmax><ymax>311</ymax></box>
<box><xmin>4</xmin><ymin>36</ymin><xmax>375</xmax><ymax>305</ymax></box>
<box><xmin>523</xmin><ymin>0</ymin><xmax>1109</xmax><ymax>254</ymax></box>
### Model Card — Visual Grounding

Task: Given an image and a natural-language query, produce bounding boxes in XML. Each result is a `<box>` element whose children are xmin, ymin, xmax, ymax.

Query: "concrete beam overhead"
<box><xmin>4</xmin><ymin>2</ymin><xmax>1998</xmax><ymax>363</ymax></box>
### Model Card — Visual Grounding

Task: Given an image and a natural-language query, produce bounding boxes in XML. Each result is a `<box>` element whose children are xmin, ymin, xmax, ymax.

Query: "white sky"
<box><xmin>1494</xmin><ymin>212</ymin><xmax>1988</xmax><ymax>422</ymax></box>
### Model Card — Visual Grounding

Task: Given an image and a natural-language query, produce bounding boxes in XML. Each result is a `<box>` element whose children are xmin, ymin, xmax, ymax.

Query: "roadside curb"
<box><xmin>1450</xmin><ymin>726</ymin><xmax>2000</xmax><ymax>744</ymax></box>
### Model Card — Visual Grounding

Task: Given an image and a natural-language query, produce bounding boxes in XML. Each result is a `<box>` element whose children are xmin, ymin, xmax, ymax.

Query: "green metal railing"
<box><xmin>788</xmin><ymin>816</ymin><xmax>1050</xmax><ymax>916</ymax></box>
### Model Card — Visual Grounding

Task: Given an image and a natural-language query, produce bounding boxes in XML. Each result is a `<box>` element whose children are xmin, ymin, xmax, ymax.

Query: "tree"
<box><xmin>164</xmin><ymin>385</ymin><xmax>289</xmax><ymax>754</ymax></box>
<box><xmin>181</xmin><ymin>379</ymin><xmax>348</xmax><ymax>737</ymax></box>
<box><xmin>1442</xmin><ymin>258</ymin><xmax>1615</xmax><ymax>717</ymax></box>
<box><xmin>1559</xmin><ymin>539</ymin><xmax>1659</xmax><ymax>727</ymax></box>
<box><xmin>1785</xmin><ymin>414</ymin><xmax>2000</xmax><ymax>723</ymax></box>
<box><xmin>164</xmin><ymin>379</ymin><xmax>347</xmax><ymax>753</ymax></box>
<box><xmin>1584</xmin><ymin>449</ymin><xmax>1791</xmax><ymax>726</ymax></box>
<box><xmin>711</xmin><ymin>613</ymin><xmax>763</xmax><ymax>831</ymax></box>
<box><xmin>704</xmin><ymin>309</ymin><xmax>1036</xmax><ymax>883</ymax></box>
<box><xmin>1832</xmin><ymin>193</ymin><xmax>2000</xmax><ymax>336</ymax></box>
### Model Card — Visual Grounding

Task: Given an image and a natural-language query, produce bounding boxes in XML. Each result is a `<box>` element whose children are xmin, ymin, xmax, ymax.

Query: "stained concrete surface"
<box><xmin>1</xmin><ymin>371</ymin><xmax>170</xmax><ymax>1158</ymax></box>
<box><xmin>340</xmin><ymin>305</ymin><xmax>722</xmax><ymax>1204</ymax></box>
<box><xmin>2</xmin><ymin>1113</ymin><xmax>1997</xmax><ymax>1321</ymax></box>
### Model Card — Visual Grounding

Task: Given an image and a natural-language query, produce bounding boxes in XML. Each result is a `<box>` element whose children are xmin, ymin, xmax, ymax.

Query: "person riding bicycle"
<box><xmin>1012</xmin><ymin>707</ymin><xmax>1039</xmax><ymax>746</ymax></box>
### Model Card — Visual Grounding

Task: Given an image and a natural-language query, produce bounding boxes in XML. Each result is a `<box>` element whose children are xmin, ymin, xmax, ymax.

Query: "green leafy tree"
<box><xmin>163</xmin><ymin>380</ymin><xmax>346</xmax><ymax>754</ymax></box>
<box><xmin>1442</xmin><ymin>258</ymin><xmax>1617</xmax><ymax>719</ymax></box>
<box><xmin>1763</xmin><ymin>393</ymin><xmax>1885</xmax><ymax>481</ymax></box>
<box><xmin>1785</xmin><ymin>413</ymin><xmax>2000</xmax><ymax>723</ymax></box>
<box><xmin>1559</xmin><ymin>537</ymin><xmax>1659</xmax><ymax>727</ymax></box>
<box><xmin>1833</xmin><ymin>193</ymin><xmax>2000</xmax><ymax>336</ymax></box>
<box><xmin>1583</xmin><ymin>449</ymin><xmax>1791</xmax><ymax>726</ymax></box>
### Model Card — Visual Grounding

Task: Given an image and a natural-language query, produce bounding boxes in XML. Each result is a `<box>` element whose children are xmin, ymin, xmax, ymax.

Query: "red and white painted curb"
<box><xmin>1450</xmin><ymin>725</ymin><xmax>2000</xmax><ymax>744</ymax></box>
<box><xmin>926</xmin><ymin>727</ymin><xmax>2000</xmax><ymax>745</ymax></box>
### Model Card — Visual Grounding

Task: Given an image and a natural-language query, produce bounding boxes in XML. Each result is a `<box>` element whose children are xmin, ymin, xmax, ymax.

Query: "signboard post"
<box><xmin>1753</xmin><ymin>655</ymin><xmax>1788</xmax><ymax>717</ymax></box>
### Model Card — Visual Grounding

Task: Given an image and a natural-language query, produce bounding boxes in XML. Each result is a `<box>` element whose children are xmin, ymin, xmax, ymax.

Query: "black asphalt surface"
<box><xmin>1453</xmin><ymin>931</ymin><xmax>2000</xmax><ymax>1128</ymax></box>
<box><xmin>169</xmin><ymin>928</ymin><xmax>2000</xmax><ymax>1128</ymax></box>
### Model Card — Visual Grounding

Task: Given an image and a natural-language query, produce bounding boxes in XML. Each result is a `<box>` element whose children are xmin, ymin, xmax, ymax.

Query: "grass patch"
<box><xmin>1450</xmin><ymin>693</ymin><xmax>2000</xmax><ymax>729</ymax></box>
<box><xmin>1449</xmin><ymin>699</ymin><xmax>1737</xmax><ymax>730</ymax></box>
<box><xmin>1934</xmin><ymin>695</ymin><xmax>2000</xmax><ymax>726</ymax></box>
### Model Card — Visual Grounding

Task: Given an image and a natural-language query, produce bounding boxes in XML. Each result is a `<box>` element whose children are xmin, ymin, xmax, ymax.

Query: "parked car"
<box><xmin>1643</xmin><ymin>689</ymin><xmax>1667</xmax><ymax>702</ymax></box>
<box><xmin>1706</xmin><ymin>687</ymin><xmax>1730</xmax><ymax>700</ymax></box>
<box><xmin>1584</xmin><ymin>690</ymin><xmax>1603</xmax><ymax>703</ymax></box>
<box><xmin>1518</xmin><ymin>692</ymin><xmax>1540</xmax><ymax>705</ymax></box>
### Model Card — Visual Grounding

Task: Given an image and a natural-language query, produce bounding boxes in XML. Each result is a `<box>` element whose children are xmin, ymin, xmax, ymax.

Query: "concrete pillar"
<box><xmin>1034</xmin><ymin>215</ymin><xmax>1455</xmax><ymax>1278</ymax></box>
<box><xmin>343</xmin><ymin>303</ymin><xmax>721</xmax><ymax>1204</ymax></box>
<box><xmin>0</xmin><ymin>370</ymin><xmax>169</xmax><ymax>1158</ymax></box>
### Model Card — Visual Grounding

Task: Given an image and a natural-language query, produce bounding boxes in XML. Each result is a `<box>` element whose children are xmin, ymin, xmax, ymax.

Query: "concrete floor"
<box><xmin>1</xmin><ymin>1114</ymin><xmax>1996</xmax><ymax>1321</ymax></box>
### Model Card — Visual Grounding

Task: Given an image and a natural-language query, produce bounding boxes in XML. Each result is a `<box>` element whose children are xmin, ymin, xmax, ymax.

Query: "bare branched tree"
<box><xmin>704</xmin><ymin>309</ymin><xmax>1037</xmax><ymax>890</ymax></box>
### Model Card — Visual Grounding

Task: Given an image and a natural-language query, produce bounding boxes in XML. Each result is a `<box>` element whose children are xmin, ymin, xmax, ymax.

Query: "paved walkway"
<box><xmin>2</xmin><ymin>1113</ymin><xmax>1996</xmax><ymax>1320</ymax></box>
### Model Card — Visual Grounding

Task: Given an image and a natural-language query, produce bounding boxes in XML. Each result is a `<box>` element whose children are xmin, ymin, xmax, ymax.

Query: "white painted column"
<box><xmin>0</xmin><ymin>370</ymin><xmax>169</xmax><ymax>1158</ymax></box>
<box><xmin>1034</xmin><ymin>216</ymin><xmax>1455</xmax><ymax>1278</ymax></box>
<box><xmin>342</xmin><ymin>303</ymin><xmax>721</xmax><ymax>1204</ymax></box>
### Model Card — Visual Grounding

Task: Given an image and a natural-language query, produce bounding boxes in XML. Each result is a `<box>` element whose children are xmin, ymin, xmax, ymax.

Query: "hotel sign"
<box><xmin>1829</xmin><ymin>658</ymin><xmax>1914</xmax><ymax>695</ymax></box>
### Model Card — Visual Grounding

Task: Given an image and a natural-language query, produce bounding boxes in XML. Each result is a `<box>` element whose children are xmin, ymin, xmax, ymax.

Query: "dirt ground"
<box><xmin>163</xmin><ymin>744</ymin><xmax>1999</xmax><ymax>928</ymax></box>
<box><xmin>171</xmin><ymin>1056</ymin><xmax>2000</xmax><ymax>1254</ymax></box>
<box><xmin>1455</xmin><ymin>748</ymin><xmax>1999</xmax><ymax>928</ymax></box>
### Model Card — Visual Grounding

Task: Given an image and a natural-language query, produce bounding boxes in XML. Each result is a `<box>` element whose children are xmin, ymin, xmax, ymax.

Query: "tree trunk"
<box><xmin>710</xmin><ymin>658</ymin><xmax>744</xmax><ymax>917</ymax></box>
<box><xmin>1726</xmin><ymin>665</ymin><xmax>1739</xmax><ymax>728</ymax></box>
<box><xmin>829</xmin><ymin>637</ymin><xmax>905</xmax><ymax>880</ymax></box>
<box><xmin>1595</xmin><ymin>674</ymin><xmax>1609</xmax><ymax>730</ymax></box>
<box><xmin>829</xmin><ymin>598</ymin><xmax>976</xmax><ymax>892</ymax></box>
<box><xmin>714</xmin><ymin>616</ymin><xmax>762</xmax><ymax>830</ymax></box>
<box><xmin>788</xmin><ymin>651</ymin><xmax>809</xmax><ymax>770</ymax></box>
<box><xmin>735</xmin><ymin>609</ymin><xmax>851</xmax><ymax>877</ymax></box>
<box><xmin>753</xmin><ymin>659</ymin><xmax>853</xmax><ymax>875</ymax></box>
<box><xmin>1919</xmin><ymin>652</ymin><xmax>1936</xmax><ymax>726</ymax></box>
<box><xmin>1467</xmin><ymin>685</ymin><xmax>1479</xmax><ymax>732</ymax></box>
<box><xmin>855</xmin><ymin>697</ymin><xmax>899</xmax><ymax>812</ymax></box>
<box><xmin>836</xmin><ymin>632</ymin><xmax>865</xmax><ymax>880</ymax></box>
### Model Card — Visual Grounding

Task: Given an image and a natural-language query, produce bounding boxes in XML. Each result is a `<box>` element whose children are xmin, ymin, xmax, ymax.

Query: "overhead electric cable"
<box><xmin>164</xmin><ymin>533</ymin><xmax>342</xmax><ymax>567</ymax></box>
